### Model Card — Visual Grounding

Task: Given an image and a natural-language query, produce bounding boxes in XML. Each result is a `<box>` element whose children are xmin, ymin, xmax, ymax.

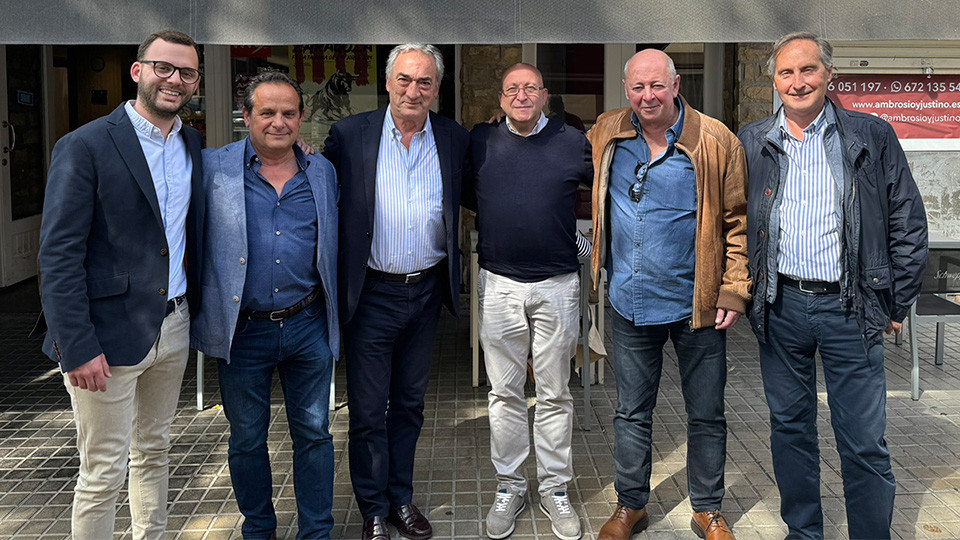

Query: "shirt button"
<box><xmin>275</xmin><ymin>230</ymin><xmax>281</xmax><ymax>236</ymax></box>
<box><xmin>240</xmin><ymin>257</ymin><xmax>246</xmax><ymax>265</ymax></box>
<box><xmin>158</xmin><ymin>288</ymin><xmax>166</xmax><ymax>296</ymax></box>
<box><xmin>635</xmin><ymin>242</ymin><xmax>640</xmax><ymax>247</ymax></box>
<box><xmin>408</xmin><ymin>225</ymin><xmax>413</xmax><ymax>230</ymax></box>
<box><xmin>274</xmin><ymin>288</ymin><xmax>279</xmax><ymax>293</ymax></box>
<box><xmin>276</xmin><ymin>202</ymin><xmax>281</xmax><ymax>207</ymax></box>
<box><xmin>233</xmin><ymin>295</ymin><xmax>240</xmax><ymax>303</ymax></box>
<box><xmin>408</xmin><ymin>251</ymin><xmax>413</xmax><ymax>255</ymax></box>
<box><xmin>759</xmin><ymin>230</ymin><xmax>765</xmax><ymax>238</ymax></box>
<box><xmin>634</xmin><ymin>269</ymin><xmax>639</xmax><ymax>273</ymax></box>
<box><xmin>764</xmin><ymin>188</ymin><xmax>772</xmax><ymax>196</ymax></box>
<box><xmin>160</xmin><ymin>248</ymin><xmax>168</xmax><ymax>256</ymax></box>
<box><xmin>276</xmin><ymin>259</ymin><xmax>281</xmax><ymax>264</ymax></box>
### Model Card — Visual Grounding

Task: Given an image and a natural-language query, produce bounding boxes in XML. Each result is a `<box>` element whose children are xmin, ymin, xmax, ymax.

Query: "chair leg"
<box><xmin>909</xmin><ymin>313</ymin><xmax>920</xmax><ymax>401</ymax></box>
<box><xmin>935</xmin><ymin>322</ymin><xmax>946</xmax><ymax>366</ymax></box>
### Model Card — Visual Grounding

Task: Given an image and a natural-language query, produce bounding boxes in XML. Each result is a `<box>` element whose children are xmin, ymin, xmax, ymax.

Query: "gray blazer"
<box><xmin>189</xmin><ymin>139</ymin><xmax>340</xmax><ymax>361</ymax></box>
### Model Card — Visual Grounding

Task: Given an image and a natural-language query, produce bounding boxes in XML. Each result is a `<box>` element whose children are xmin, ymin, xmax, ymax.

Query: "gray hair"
<box><xmin>242</xmin><ymin>71</ymin><xmax>304</xmax><ymax>114</ymax></box>
<box><xmin>767</xmin><ymin>32</ymin><xmax>834</xmax><ymax>76</ymax></box>
<box><xmin>623</xmin><ymin>52</ymin><xmax>677</xmax><ymax>79</ymax></box>
<box><xmin>386</xmin><ymin>43</ymin><xmax>444</xmax><ymax>83</ymax></box>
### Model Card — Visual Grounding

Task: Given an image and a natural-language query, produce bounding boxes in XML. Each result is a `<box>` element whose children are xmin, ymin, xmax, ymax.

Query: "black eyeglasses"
<box><xmin>629</xmin><ymin>160</ymin><xmax>649</xmax><ymax>203</ymax></box>
<box><xmin>140</xmin><ymin>60</ymin><xmax>202</xmax><ymax>84</ymax></box>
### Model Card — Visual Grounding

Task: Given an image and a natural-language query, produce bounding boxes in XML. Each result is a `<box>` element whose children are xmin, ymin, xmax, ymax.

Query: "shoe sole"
<box><xmin>539</xmin><ymin>502</ymin><xmax>582</xmax><ymax>540</ymax></box>
<box><xmin>487</xmin><ymin>500</ymin><xmax>526</xmax><ymax>539</ymax></box>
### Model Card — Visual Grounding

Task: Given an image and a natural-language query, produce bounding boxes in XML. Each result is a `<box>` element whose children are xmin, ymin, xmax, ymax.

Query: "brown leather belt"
<box><xmin>779</xmin><ymin>274</ymin><xmax>840</xmax><ymax>295</ymax></box>
<box><xmin>367</xmin><ymin>266</ymin><xmax>435</xmax><ymax>284</ymax></box>
<box><xmin>164</xmin><ymin>294</ymin><xmax>186</xmax><ymax>317</ymax></box>
<box><xmin>242</xmin><ymin>288</ymin><xmax>323</xmax><ymax>321</ymax></box>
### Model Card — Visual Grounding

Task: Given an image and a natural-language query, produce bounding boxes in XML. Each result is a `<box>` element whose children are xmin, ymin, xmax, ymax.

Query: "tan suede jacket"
<box><xmin>587</xmin><ymin>98</ymin><xmax>751</xmax><ymax>329</ymax></box>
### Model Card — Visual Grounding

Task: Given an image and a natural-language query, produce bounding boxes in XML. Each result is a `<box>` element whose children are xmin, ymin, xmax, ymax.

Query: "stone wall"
<box><xmin>459</xmin><ymin>44</ymin><xmax>522</xmax><ymax>128</ymax></box>
<box><xmin>735</xmin><ymin>42</ymin><xmax>774</xmax><ymax>131</ymax></box>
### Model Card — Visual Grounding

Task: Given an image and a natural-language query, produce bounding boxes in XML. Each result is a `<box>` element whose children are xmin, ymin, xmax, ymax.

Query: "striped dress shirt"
<box><xmin>369</xmin><ymin>112</ymin><xmax>445</xmax><ymax>274</ymax></box>
<box><xmin>777</xmin><ymin>108</ymin><xmax>842</xmax><ymax>282</ymax></box>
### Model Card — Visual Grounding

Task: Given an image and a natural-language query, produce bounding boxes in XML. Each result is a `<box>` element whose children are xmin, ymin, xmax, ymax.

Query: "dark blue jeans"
<box><xmin>611</xmin><ymin>313</ymin><xmax>728</xmax><ymax>512</ymax></box>
<box><xmin>759</xmin><ymin>284</ymin><xmax>894</xmax><ymax>540</ymax></box>
<box><xmin>218</xmin><ymin>298</ymin><xmax>334</xmax><ymax>540</ymax></box>
<box><xmin>344</xmin><ymin>272</ymin><xmax>442</xmax><ymax>519</ymax></box>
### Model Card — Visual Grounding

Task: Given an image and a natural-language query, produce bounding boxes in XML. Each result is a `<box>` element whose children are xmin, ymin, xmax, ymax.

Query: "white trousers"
<box><xmin>64</xmin><ymin>300</ymin><xmax>189</xmax><ymax>540</ymax></box>
<box><xmin>479</xmin><ymin>269</ymin><xmax>579</xmax><ymax>497</ymax></box>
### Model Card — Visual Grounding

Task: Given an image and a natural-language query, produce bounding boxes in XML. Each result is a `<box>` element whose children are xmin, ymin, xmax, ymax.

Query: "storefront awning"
<box><xmin>4</xmin><ymin>0</ymin><xmax>959</xmax><ymax>45</ymax></box>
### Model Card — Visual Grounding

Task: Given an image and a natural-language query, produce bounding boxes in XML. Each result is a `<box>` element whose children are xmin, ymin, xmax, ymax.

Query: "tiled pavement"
<box><xmin>1</xmin><ymin>299</ymin><xmax>959</xmax><ymax>540</ymax></box>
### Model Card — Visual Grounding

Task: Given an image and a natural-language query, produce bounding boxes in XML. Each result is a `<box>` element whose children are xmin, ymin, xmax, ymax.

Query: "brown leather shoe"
<box><xmin>597</xmin><ymin>504</ymin><xmax>649</xmax><ymax>539</ymax></box>
<box><xmin>388</xmin><ymin>504</ymin><xmax>433</xmax><ymax>539</ymax></box>
<box><xmin>362</xmin><ymin>516</ymin><xmax>391</xmax><ymax>540</ymax></box>
<box><xmin>691</xmin><ymin>510</ymin><xmax>735</xmax><ymax>540</ymax></box>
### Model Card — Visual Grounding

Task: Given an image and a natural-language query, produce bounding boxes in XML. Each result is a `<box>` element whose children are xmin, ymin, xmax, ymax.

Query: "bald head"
<box><xmin>623</xmin><ymin>49</ymin><xmax>677</xmax><ymax>80</ymax></box>
<box><xmin>501</xmin><ymin>62</ymin><xmax>544</xmax><ymax>88</ymax></box>
<box><xmin>622</xmin><ymin>48</ymin><xmax>681</xmax><ymax>133</ymax></box>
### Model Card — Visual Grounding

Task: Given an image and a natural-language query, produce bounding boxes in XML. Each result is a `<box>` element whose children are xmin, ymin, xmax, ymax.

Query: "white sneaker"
<box><xmin>486</xmin><ymin>488</ymin><xmax>526</xmax><ymax>539</ymax></box>
<box><xmin>539</xmin><ymin>490</ymin><xmax>582</xmax><ymax>540</ymax></box>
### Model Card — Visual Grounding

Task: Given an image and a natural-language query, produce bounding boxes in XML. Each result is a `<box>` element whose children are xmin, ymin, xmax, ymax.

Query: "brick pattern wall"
<box><xmin>459</xmin><ymin>44</ymin><xmax>522</xmax><ymax>128</ymax></box>
<box><xmin>736</xmin><ymin>42</ymin><xmax>774</xmax><ymax>130</ymax></box>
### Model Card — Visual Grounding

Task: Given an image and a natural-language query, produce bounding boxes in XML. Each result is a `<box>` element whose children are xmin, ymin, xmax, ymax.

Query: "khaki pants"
<box><xmin>64</xmin><ymin>300</ymin><xmax>189</xmax><ymax>540</ymax></box>
<box><xmin>479</xmin><ymin>269</ymin><xmax>579</xmax><ymax>497</ymax></box>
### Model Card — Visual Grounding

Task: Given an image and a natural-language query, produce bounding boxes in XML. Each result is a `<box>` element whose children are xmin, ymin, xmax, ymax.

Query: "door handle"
<box><xmin>2</xmin><ymin>120</ymin><xmax>14</xmax><ymax>151</ymax></box>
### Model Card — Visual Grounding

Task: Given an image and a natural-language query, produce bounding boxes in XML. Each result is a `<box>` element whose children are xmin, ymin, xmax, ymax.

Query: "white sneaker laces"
<box><xmin>552</xmin><ymin>493</ymin><xmax>572</xmax><ymax>515</ymax></box>
<box><xmin>494</xmin><ymin>491</ymin><xmax>513</xmax><ymax>513</ymax></box>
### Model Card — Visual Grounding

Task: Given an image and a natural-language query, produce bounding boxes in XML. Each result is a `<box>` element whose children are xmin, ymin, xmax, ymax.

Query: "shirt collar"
<box><xmin>384</xmin><ymin>110</ymin><xmax>432</xmax><ymax>139</ymax></box>
<box><xmin>124</xmin><ymin>100</ymin><xmax>182</xmax><ymax>140</ymax></box>
<box><xmin>778</xmin><ymin>101</ymin><xmax>834</xmax><ymax>141</ymax></box>
<box><xmin>630</xmin><ymin>97</ymin><xmax>684</xmax><ymax>142</ymax></box>
<box><xmin>505</xmin><ymin>112</ymin><xmax>548</xmax><ymax>137</ymax></box>
<box><xmin>244</xmin><ymin>136</ymin><xmax>310</xmax><ymax>171</ymax></box>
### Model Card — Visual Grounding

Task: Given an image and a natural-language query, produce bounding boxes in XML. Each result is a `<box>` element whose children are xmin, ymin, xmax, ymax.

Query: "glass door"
<box><xmin>0</xmin><ymin>45</ymin><xmax>47</xmax><ymax>286</ymax></box>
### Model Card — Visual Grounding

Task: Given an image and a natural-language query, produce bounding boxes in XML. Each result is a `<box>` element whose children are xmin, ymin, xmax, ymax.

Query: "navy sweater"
<box><xmin>466</xmin><ymin>118</ymin><xmax>593</xmax><ymax>282</ymax></box>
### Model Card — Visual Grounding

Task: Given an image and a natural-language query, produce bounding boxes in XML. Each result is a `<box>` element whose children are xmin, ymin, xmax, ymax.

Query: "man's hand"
<box><xmin>885</xmin><ymin>321</ymin><xmax>903</xmax><ymax>335</ymax></box>
<box><xmin>487</xmin><ymin>112</ymin><xmax>506</xmax><ymax>124</ymax></box>
<box><xmin>67</xmin><ymin>354</ymin><xmax>111</xmax><ymax>392</ymax></box>
<box><xmin>715</xmin><ymin>308</ymin><xmax>741</xmax><ymax>330</ymax></box>
<box><xmin>295</xmin><ymin>136</ymin><xmax>316</xmax><ymax>155</ymax></box>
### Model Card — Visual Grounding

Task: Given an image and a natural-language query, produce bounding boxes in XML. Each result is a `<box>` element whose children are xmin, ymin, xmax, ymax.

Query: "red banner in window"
<box><xmin>826</xmin><ymin>74</ymin><xmax>960</xmax><ymax>139</ymax></box>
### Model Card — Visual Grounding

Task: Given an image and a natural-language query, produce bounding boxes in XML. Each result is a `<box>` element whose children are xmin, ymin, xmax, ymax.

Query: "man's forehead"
<box><xmin>252</xmin><ymin>84</ymin><xmax>299</xmax><ymax>109</ymax></box>
<box><xmin>395</xmin><ymin>52</ymin><xmax>436</xmax><ymax>77</ymax></box>
<box><xmin>502</xmin><ymin>66</ymin><xmax>542</xmax><ymax>85</ymax></box>
<box><xmin>142</xmin><ymin>39</ymin><xmax>198</xmax><ymax>64</ymax></box>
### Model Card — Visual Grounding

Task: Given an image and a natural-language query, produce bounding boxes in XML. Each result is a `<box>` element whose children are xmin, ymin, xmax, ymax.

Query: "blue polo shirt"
<box><xmin>608</xmin><ymin>100</ymin><xmax>697</xmax><ymax>325</ymax></box>
<box><xmin>240</xmin><ymin>139</ymin><xmax>321</xmax><ymax>311</ymax></box>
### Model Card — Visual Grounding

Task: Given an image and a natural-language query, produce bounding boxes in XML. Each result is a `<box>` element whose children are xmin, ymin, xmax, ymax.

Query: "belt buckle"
<box><xmin>404</xmin><ymin>271</ymin><xmax>421</xmax><ymax>284</ymax></box>
<box><xmin>269</xmin><ymin>310</ymin><xmax>284</xmax><ymax>322</ymax></box>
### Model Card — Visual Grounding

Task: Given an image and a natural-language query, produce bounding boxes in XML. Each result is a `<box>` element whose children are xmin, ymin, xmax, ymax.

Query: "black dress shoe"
<box><xmin>388</xmin><ymin>504</ymin><xmax>433</xmax><ymax>539</ymax></box>
<box><xmin>362</xmin><ymin>516</ymin><xmax>391</xmax><ymax>540</ymax></box>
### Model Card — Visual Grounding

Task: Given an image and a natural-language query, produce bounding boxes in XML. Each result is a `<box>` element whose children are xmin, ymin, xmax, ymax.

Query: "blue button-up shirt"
<box><xmin>240</xmin><ymin>139</ymin><xmax>321</xmax><ymax>311</ymax></box>
<box><xmin>776</xmin><ymin>105</ymin><xmax>843</xmax><ymax>283</ymax></box>
<box><xmin>124</xmin><ymin>101</ymin><xmax>190</xmax><ymax>300</ymax></box>
<box><xmin>369</xmin><ymin>112</ymin><xmax>445</xmax><ymax>274</ymax></box>
<box><xmin>608</xmin><ymin>100</ymin><xmax>697</xmax><ymax>325</ymax></box>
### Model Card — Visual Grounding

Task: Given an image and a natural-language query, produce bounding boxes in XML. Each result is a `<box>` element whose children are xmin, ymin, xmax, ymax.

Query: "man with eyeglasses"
<box><xmin>586</xmin><ymin>49</ymin><xmax>749</xmax><ymax>540</ymax></box>
<box><xmin>463</xmin><ymin>63</ymin><xmax>592</xmax><ymax>540</ymax></box>
<box><xmin>37</xmin><ymin>29</ymin><xmax>204</xmax><ymax>539</ymax></box>
<box><xmin>323</xmin><ymin>44</ymin><xmax>469</xmax><ymax>540</ymax></box>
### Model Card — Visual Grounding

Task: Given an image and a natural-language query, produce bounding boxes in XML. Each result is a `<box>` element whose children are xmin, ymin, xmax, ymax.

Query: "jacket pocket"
<box><xmin>864</xmin><ymin>264</ymin><xmax>892</xmax><ymax>289</ymax></box>
<box><xmin>86</xmin><ymin>274</ymin><xmax>129</xmax><ymax>299</ymax></box>
<box><xmin>862</xmin><ymin>264</ymin><xmax>893</xmax><ymax>330</ymax></box>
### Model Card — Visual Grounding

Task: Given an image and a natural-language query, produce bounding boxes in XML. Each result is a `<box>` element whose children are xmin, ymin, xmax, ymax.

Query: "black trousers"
<box><xmin>344</xmin><ymin>271</ymin><xmax>442</xmax><ymax>519</ymax></box>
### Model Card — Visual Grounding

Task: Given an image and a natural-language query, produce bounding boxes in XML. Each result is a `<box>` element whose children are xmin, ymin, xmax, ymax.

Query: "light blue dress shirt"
<box><xmin>608</xmin><ymin>100</ymin><xmax>697</xmax><ymax>325</ymax></box>
<box><xmin>124</xmin><ymin>101</ymin><xmax>191</xmax><ymax>300</ymax></box>
<box><xmin>369</xmin><ymin>112</ymin><xmax>445</xmax><ymax>274</ymax></box>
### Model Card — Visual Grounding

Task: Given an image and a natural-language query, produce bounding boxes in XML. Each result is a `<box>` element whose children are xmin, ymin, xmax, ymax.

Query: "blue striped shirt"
<box><xmin>124</xmin><ymin>101</ymin><xmax>190</xmax><ymax>300</ymax></box>
<box><xmin>369</xmin><ymin>113</ymin><xmax>445</xmax><ymax>273</ymax></box>
<box><xmin>777</xmin><ymin>107</ymin><xmax>842</xmax><ymax>282</ymax></box>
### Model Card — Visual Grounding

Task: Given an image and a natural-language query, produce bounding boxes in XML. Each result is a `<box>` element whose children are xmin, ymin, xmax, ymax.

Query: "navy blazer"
<box><xmin>323</xmin><ymin>107</ymin><xmax>470</xmax><ymax>323</ymax></box>
<box><xmin>189</xmin><ymin>140</ymin><xmax>341</xmax><ymax>361</ymax></box>
<box><xmin>38</xmin><ymin>103</ymin><xmax>204</xmax><ymax>372</ymax></box>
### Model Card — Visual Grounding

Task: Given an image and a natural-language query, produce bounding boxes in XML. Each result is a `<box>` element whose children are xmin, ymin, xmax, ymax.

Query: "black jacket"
<box><xmin>322</xmin><ymin>107</ymin><xmax>470</xmax><ymax>323</ymax></box>
<box><xmin>738</xmin><ymin>100</ymin><xmax>927</xmax><ymax>346</ymax></box>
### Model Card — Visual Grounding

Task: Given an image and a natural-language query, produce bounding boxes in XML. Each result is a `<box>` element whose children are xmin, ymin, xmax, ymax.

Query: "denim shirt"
<box><xmin>608</xmin><ymin>100</ymin><xmax>697</xmax><ymax>325</ymax></box>
<box><xmin>240</xmin><ymin>139</ymin><xmax>322</xmax><ymax>311</ymax></box>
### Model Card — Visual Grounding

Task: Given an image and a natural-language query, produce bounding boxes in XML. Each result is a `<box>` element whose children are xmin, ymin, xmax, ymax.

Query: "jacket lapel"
<box><xmin>107</xmin><ymin>106</ymin><xmax>163</xmax><ymax>229</ymax></box>
<box><xmin>219</xmin><ymin>141</ymin><xmax>248</xmax><ymax>245</ymax></box>
<box><xmin>361</xmin><ymin>108</ymin><xmax>386</xmax><ymax>232</ymax></box>
<box><xmin>431</xmin><ymin>112</ymin><xmax>453</xmax><ymax>225</ymax></box>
